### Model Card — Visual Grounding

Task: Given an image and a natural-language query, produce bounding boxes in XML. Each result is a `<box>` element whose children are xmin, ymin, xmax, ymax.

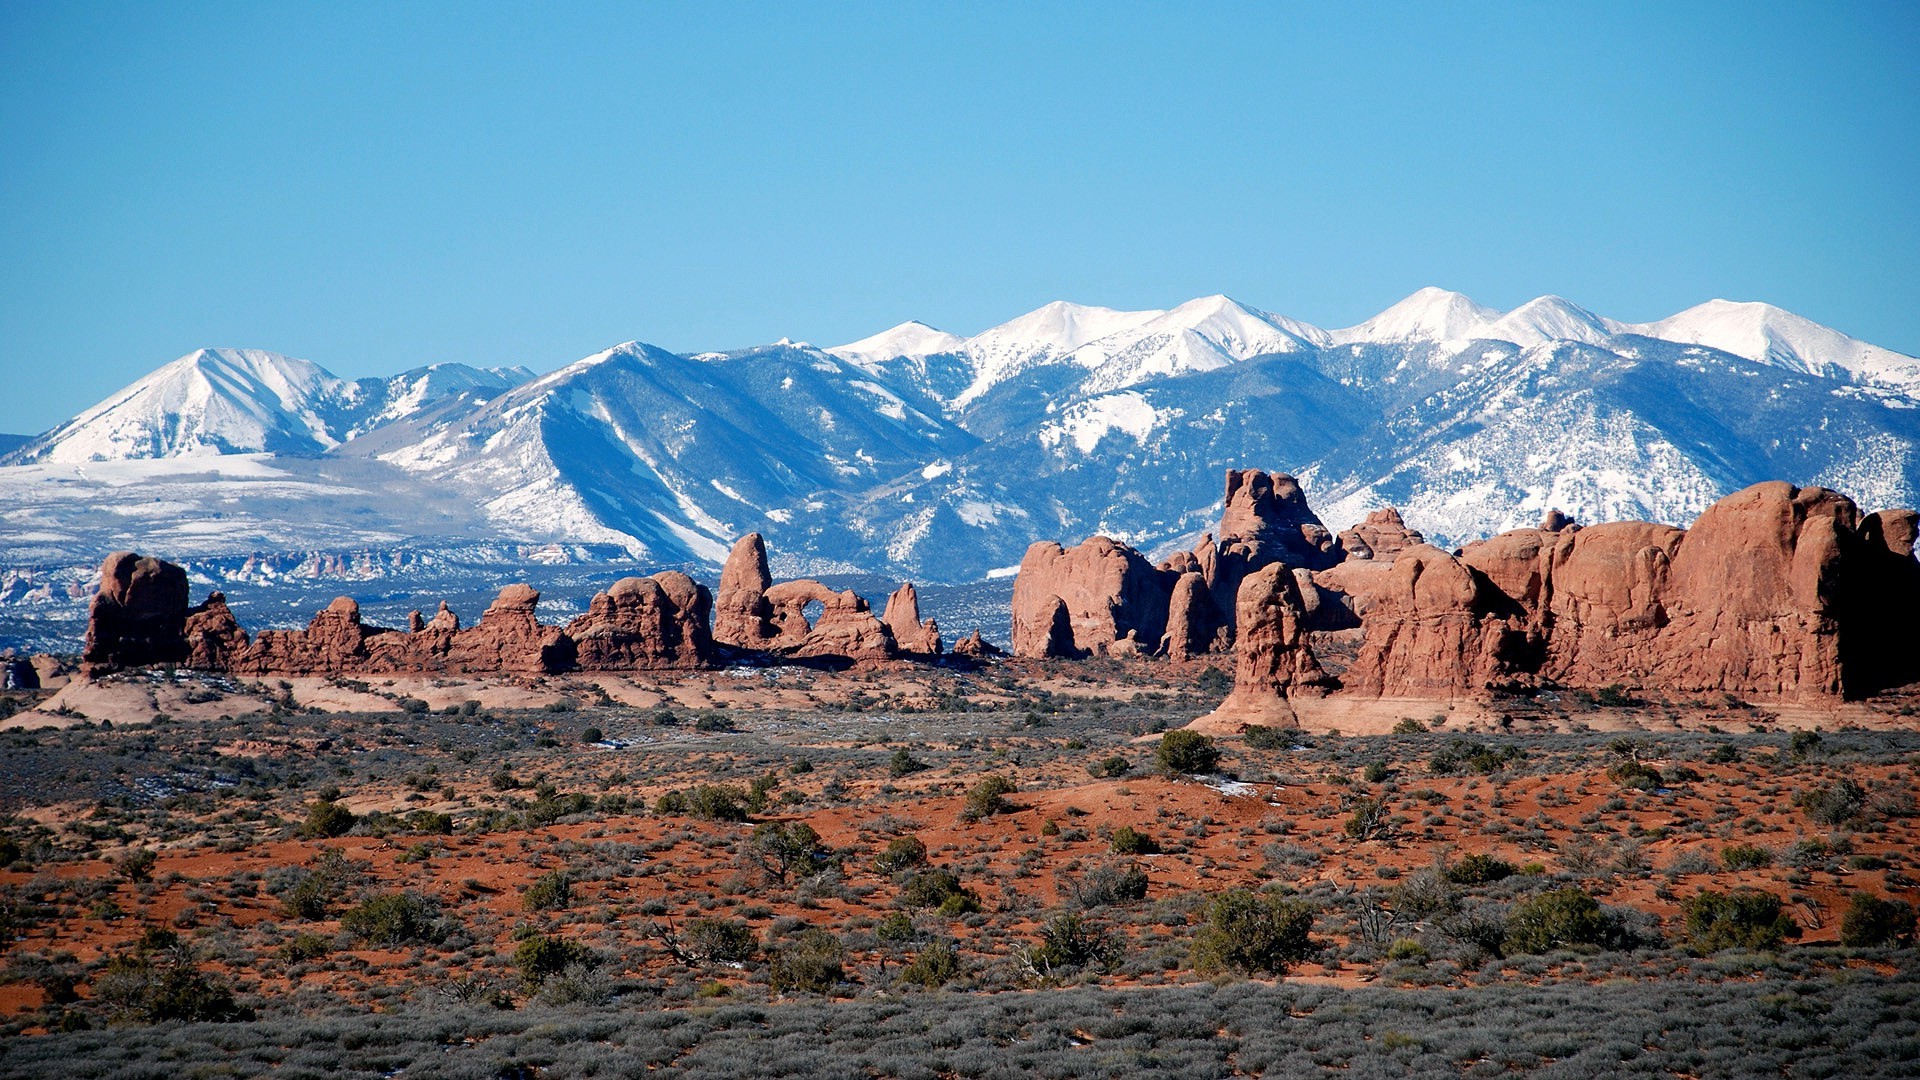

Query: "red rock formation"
<box><xmin>760</xmin><ymin>579</ymin><xmax>897</xmax><ymax>661</ymax></box>
<box><xmin>83</xmin><ymin>552</ymin><xmax>190</xmax><ymax>671</ymax></box>
<box><xmin>882</xmin><ymin>583</ymin><xmax>942</xmax><ymax>656</ymax></box>
<box><xmin>183</xmin><ymin>593</ymin><xmax>249</xmax><ymax>671</ymax></box>
<box><xmin>712</xmin><ymin>533</ymin><xmax>778</xmax><ymax>649</ymax></box>
<box><xmin>1339</xmin><ymin>545</ymin><xmax>1537</xmax><ymax>697</ymax></box>
<box><xmin>1202</xmin><ymin>563</ymin><xmax>1330</xmax><ymax>727</ymax></box>
<box><xmin>1338</xmin><ymin>508</ymin><xmax>1425</xmax><ymax>561</ymax></box>
<box><xmin>564</xmin><ymin>572</ymin><xmax>713</xmax><ymax>669</ymax></box>
<box><xmin>1216</xmin><ymin>470</ymin><xmax>1342</xmax><ymax>571</ymax></box>
<box><xmin>949</xmin><ymin>629</ymin><xmax>1004</xmax><ymax>657</ymax></box>
<box><xmin>1010</xmin><ymin>537</ymin><xmax>1173</xmax><ymax>658</ymax></box>
<box><xmin>1161</xmin><ymin>571</ymin><xmax>1218</xmax><ymax>661</ymax></box>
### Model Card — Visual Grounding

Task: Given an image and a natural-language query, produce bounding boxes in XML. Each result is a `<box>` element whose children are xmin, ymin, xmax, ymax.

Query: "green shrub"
<box><xmin>768</xmin><ymin>928</ymin><xmax>844</xmax><ymax>994</ymax></box>
<box><xmin>749</xmin><ymin>821</ymin><xmax>828</xmax><ymax>884</ymax></box>
<box><xmin>116</xmin><ymin>848</ymin><xmax>157</xmax><ymax>883</ymax></box>
<box><xmin>1026</xmin><ymin>912</ymin><xmax>1117</xmax><ymax>975</ymax></box>
<box><xmin>276</xmin><ymin>933</ymin><xmax>331</xmax><ymax>963</ymax></box>
<box><xmin>1683</xmin><ymin>889</ymin><xmax>1801</xmax><ymax>953</ymax></box>
<box><xmin>1109</xmin><ymin>825</ymin><xmax>1158</xmax><ymax>855</ymax></box>
<box><xmin>872</xmin><ymin>836</ymin><xmax>928</xmax><ymax>874</ymax></box>
<box><xmin>1607</xmin><ymin>760</ymin><xmax>1664</xmax><ymax>790</ymax></box>
<box><xmin>962</xmin><ymin>775</ymin><xmax>1017</xmax><ymax>821</ymax></box>
<box><xmin>1505</xmin><ymin>887</ymin><xmax>1615</xmax><ymax>955</ymax></box>
<box><xmin>1362</xmin><ymin>761</ymin><xmax>1390</xmax><ymax>784</ymax></box>
<box><xmin>1796</xmin><ymin>778</ymin><xmax>1868</xmax><ymax>827</ymax></box>
<box><xmin>876</xmin><ymin>912</ymin><xmax>918</xmax><ymax>944</ymax></box>
<box><xmin>1392</xmin><ymin>717</ymin><xmax>1426</xmax><ymax>735</ymax></box>
<box><xmin>1064</xmin><ymin>860</ymin><xmax>1149</xmax><ymax>908</ymax></box>
<box><xmin>581</xmin><ymin>726</ymin><xmax>604</xmax><ymax>744</ymax></box>
<box><xmin>1839</xmin><ymin>892</ymin><xmax>1915</xmax><ymax>948</ymax></box>
<box><xmin>1190</xmin><ymin>889</ymin><xmax>1316</xmax><ymax>975</ymax></box>
<box><xmin>1429</xmin><ymin>738</ymin><xmax>1519</xmax><ymax>775</ymax></box>
<box><xmin>675</xmin><ymin>918</ymin><xmax>757</xmax><ymax>964</ymax></box>
<box><xmin>1343</xmin><ymin>797</ymin><xmax>1387</xmax><ymax>840</ymax></box>
<box><xmin>1444</xmin><ymin>853</ymin><xmax>1515</xmax><ymax>886</ymax></box>
<box><xmin>299</xmin><ymin>799</ymin><xmax>357</xmax><ymax>839</ymax></box>
<box><xmin>659</xmin><ymin>784</ymin><xmax>748</xmax><ymax>822</ymax></box>
<box><xmin>1156</xmin><ymin>730</ymin><xmax>1220</xmax><ymax>775</ymax></box>
<box><xmin>341</xmin><ymin>891</ymin><xmax>443</xmax><ymax>946</ymax></box>
<box><xmin>1720</xmin><ymin>844</ymin><xmax>1773</xmax><ymax>871</ymax></box>
<box><xmin>92</xmin><ymin>950</ymin><xmax>250</xmax><ymax>1023</ymax></box>
<box><xmin>408</xmin><ymin>810</ymin><xmax>454</xmax><ymax>835</ymax></box>
<box><xmin>513</xmin><ymin>934</ymin><xmax>595</xmax><ymax>988</ymax></box>
<box><xmin>897</xmin><ymin>939</ymin><xmax>960</xmax><ymax>988</ymax></box>
<box><xmin>899</xmin><ymin>868</ymin><xmax>977</xmax><ymax>914</ymax></box>
<box><xmin>888</xmin><ymin>748</ymin><xmax>930</xmax><ymax>777</ymax></box>
<box><xmin>1242</xmin><ymin>725</ymin><xmax>1290</xmax><ymax>751</ymax></box>
<box><xmin>523</xmin><ymin>870</ymin><xmax>572</xmax><ymax>912</ymax></box>
<box><xmin>1088</xmin><ymin>755</ymin><xmax>1131</xmax><ymax>778</ymax></box>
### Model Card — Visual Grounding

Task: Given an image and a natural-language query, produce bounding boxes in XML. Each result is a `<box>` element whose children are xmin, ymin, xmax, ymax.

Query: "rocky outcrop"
<box><xmin>83</xmin><ymin>552</ymin><xmax>191</xmax><ymax>671</ymax></box>
<box><xmin>1338</xmin><ymin>545</ymin><xmax>1537</xmax><ymax>697</ymax></box>
<box><xmin>1216</xmin><ymin>470</ymin><xmax>1343</xmax><ymax>571</ymax></box>
<box><xmin>564</xmin><ymin>573</ymin><xmax>713</xmax><ymax>670</ymax></box>
<box><xmin>882</xmin><ymin>583</ymin><xmax>942</xmax><ymax>656</ymax></box>
<box><xmin>1338</xmin><ymin>508</ymin><xmax>1425</xmax><ymax>562</ymax></box>
<box><xmin>1202</xmin><ymin>563</ymin><xmax>1332</xmax><ymax>726</ymax></box>
<box><xmin>762</xmin><ymin>579</ymin><xmax>898</xmax><ymax>661</ymax></box>
<box><xmin>1011</xmin><ymin>537</ymin><xmax>1174</xmax><ymax>657</ymax></box>
<box><xmin>183</xmin><ymin>593</ymin><xmax>249</xmax><ymax>671</ymax></box>
<box><xmin>950</xmin><ymin>629</ymin><xmax>1004</xmax><ymax>657</ymax></box>
<box><xmin>712</xmin><ymin>533</ymin><xmax>778</xmax><ymax>649</ymax></box>
<box><xmin>1161</xmin><ymin>571</ymin><xmax>1218</xmax><ymax>661</ymax></box>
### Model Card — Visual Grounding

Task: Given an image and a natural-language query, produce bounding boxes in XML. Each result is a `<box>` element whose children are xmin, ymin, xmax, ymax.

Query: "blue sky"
<box><xmin>1</xmin><ymin>2</ymin><xmax>1915</xmax><ymax>434</ymax></box>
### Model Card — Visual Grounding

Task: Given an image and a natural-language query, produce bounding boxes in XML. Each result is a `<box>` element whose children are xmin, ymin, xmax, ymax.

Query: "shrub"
<box><xmin>1362</xmin><ymin>761</ymin><xmax>1390</xmax><ymax>784</ymax></box>
<box><xmin>749</xmin><ymin>821</ymin><xmax>829</xmax><ymax>884</ymax></box>
<box><xmin>523</xmin><ymin>870</ymin><xmax>572</xmax><ymax>912</ymax></box>
<box><xmin>1683</xmin><ymin>889</ymin><xmax>1801</xmax><ymax>952</ymax></box>
<box><xmin>267</xmin><ymin>851</ymin><xmax>366</xmax><ymax>920</ymax></box>
<box><xmin>1720</xmin><ymin>844</ymin><xmax>1773</xmax><ymax>871</ymax></box>
<box><xmin>581</xmin><ymin>726</ymin><xmax>604</xmax><ymax>744</ymax></box>
<box><xmin>1242</xmin><ymin>725</ymin><xmax>1290</xmax><ymax>751</ymax></box>
<box><xmin>674</xmin><ymin>784</ymin><xmax>749</xmax><ymax>822</ymax></box>
<box><xmin>1839</xmin><ymin>892</ymin><xmax>1916</xmax><ymax>948</ymax></box>
<box><xmin>276</xmin><ymin>933</ymin><xmax>331</xmax><ymax>963</ymax></box>
<box><xmin>672</xmin><ymin>918</ymin><xmax>757</xmax><ymax>965</ymax></box>
<box><xmin>1392</xmin><ymin>717</ymin><xmax>1426</xmax><ymax>735</ymax></box>
<box><xmin>408</xmin><ymin>810</ymin><xmax>454</xmax><ymax>835</ymax></box>
<box><xmin>116</xmin><ymin>848</ymin><xmax>157</xmax><ymax>883</ymax></box>
<box><xmin>872</xmin><ymin>836</ymin><xmax>928</xmax><ymax>874</ymax></box>
<box><xmin>1796</xmin><ymin>779</ymin><xmax>1868</xmax><ymax>827</ymax></box>
<box><xmin>876</xmin><ymin>912</ymin><xmax>918</xmax><ymax>944</ymax></box>
<box><xmin>1607</xmin><ymin>760</ymin><xmax>1664</xmax><ymax>790</ymax></box>
<box><xmin>1343</xmin><ymin>797</ymin><xmax>1387</xmax><ymax>840</ymax></box>
<box><xmin>888</xmin><ymin>748</ymin><xmax>930</xmax><ymax>777</ymax></box>
<box><xmin>769</xmin><ymin>928</ymin><xmax>845</xmax><ymax>994</ymax></box>
<box><xmin>1109</xmin><ymin>825</ymin><xmax>1158</xmax><ymax>855</ymax></box>
<box><xmin>962</xmin><ymin>775</ymin><xmax>1017</xmax><ymax>821</ymax></box>
<box><xmin>1429</xmin><ymin>739</ymin><xmax>1519</xmax><ymax>775</ymax></box>
<box><xmin>92</xmin><ymin>950</ymin><xmax>249</xmax><ymax>1023</ymax></box>
<box><xmin>1445</xmin><ymin>853</ymin><xmax>1515</xmax><ymax>886</ymax></box>
<box><xmin>897</xmin><ymin>939</ymin><xmax>960</xmax><ymax>988</ymax></box>
<box><xmin>899</xmin><ymin>869</ymin><xmax>978</xmax><ymax>913</ymax></box>
<box><xmin>1190</xmin><ymin>889</ymin><xmax>1316</xmax><ymax>975</ymax></box>
<box><xmin>341</xmin><ymin>891</ymin><xmax>444</xmax><ymax>946</ymax></box>
<box><xmin>1157</xmin><ymin>730</ymin><xmax>1220</xmax><ymax>775</ymax></box>
<box><xmin>1026</xmin><ymin>912</ymin><xmax>1118</xmax><ymax>976</ymax></box>
<box><xmin>1088</xmin><ymin>755</ymin><xmax>1130</xmax><ymax>778</ymax></box>
<box><xmin>1505</xmin><ymin>887</ymin><xmax>1615</xmax><ymax>955</ymax></box>
<box><xmin>513</xmin><ymin>934</ymin><xmax>595</xmax><ymax>988</ymax></box>
<box><xmin>1064</xmin><ymin>860</ymin><xmax>1149</xmax><ymax>909</ymax></box>
<box><xmin>1195</xmin><ymin>666</ymin><xmax>1232</xmax><ymax>695</ymax></box>
<box><xmin>299</xmin><ymin>799</ymin><xmax>357</xmax><ymax>839</ymax></box>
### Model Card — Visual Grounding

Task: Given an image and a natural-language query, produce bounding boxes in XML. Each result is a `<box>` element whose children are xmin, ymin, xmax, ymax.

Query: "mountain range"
<box><xmin>2</xmin><ymin>288</ymin><xmax>1916</xmax><ymax>634</ymax></box>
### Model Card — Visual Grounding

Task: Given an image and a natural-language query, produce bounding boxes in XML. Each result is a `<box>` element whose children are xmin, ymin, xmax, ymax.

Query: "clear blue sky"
<box><xmin>2</xmin><ymin>2</ymin><xmax>1915</xmax><ymax>434</ymax></box>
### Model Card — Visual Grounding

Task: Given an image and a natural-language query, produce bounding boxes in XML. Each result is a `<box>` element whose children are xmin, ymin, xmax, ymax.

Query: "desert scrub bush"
<box><xmin>90</xmin><ymin>933</ymin><xmax>250</xmax><ymax>1024</ymax></box>
<box><xmin>657</xmin><ymin>917</ymin><xmax>758</xmax><ymax>966</ymax></box>
<box><xmin>1022</xmin><ymin>912</ymin><xmax>1119</xmax><ymax>977</ymax></box>
<box><xmin>341</xmin><ymin>891</ymin><xmax>446</xmax><ymax>946</ymax></box>
<box><xmin>513</xmin><ymin>934</ymin><xmax>596</xmax><ymax>988</ymax></box>
<box><xmin>1156</xmin><ymin>730</ymin><xmax>1220</xmax><ymax>775</ymax></box>
<box><xmin>298</xmin><ymin>799</ymin><xmax>356</xmax><ymax>839</ymax></box>
<box><xmin>523</xmin><ymin>870</ymin><xmax>572</xmax><ymax>912</ymax></box>
<box><xmin>962</xmin><ymin>775</ymin><xmax>1016</xmax><ymax>821</ymax></box>
<box><xmin>1428</xmin><ymin>738</ymin><xmax>1519</xmax><ymax>775</ymax></box>
<box><xmin>887</xmin><ymin>748</ymin><xmax>930</xmax><ymax>777</ymax></box>
<box><xmin>1504</xmin><ymin>887</ymin><xmax>1618</xmax><ymax>955</ymax></box>
<box><xmin>1720</xmin><ymin>843</ymin><xmax>1774</xmax><ymax>871</ymax></box>
<box><xmin>266</xmin><ymin>850</ymin><xmax>368</xmax><ymax>920</ymax></box>
<box><xmin>897</xmin><ymin>938</ymin><xmax>960</xmax><ymax>988</ymax></box>
<box><xmin>115</xmin><ymin>848</ymin><xmax>157</xmax><ymax>883</ymax></box>
<box><xmin>1062</xmin><ymin>860</ymin><xmax>1149</xmax><ymax>909</ymax></box>
<box><xmin>276</xmin><ymin>932</ymin><xmax>332</xmax><ymax>963</ymax></box>
<box><xmin>1242</xmin><ymin>725</ymin><xmax>1290</xmax><ymax>751</ymax></box>
<box><xmin>1795</xmin><ymin>778</ymin><xmax>1868</xmax><ymax>827</ymax></box>
<box><xmin>768</xmin><ymin>928</ymin><xmax>846</xmax><ymax>995</ymax></box>
<box><xmin>897</xmin><ymin>869</ymin><xmax>980</xmax><ymax>915</ymax></box>
<box><xmin>1108</xmin><ymin>825</ymin><xmax>1158</xmax><ymax>855</ymax></box>
<box><xmin>1607</xmin><ymin>760</ymin><xmax>1664</xmax><ymax>790</ymax></box>
<box><xmin>872</xmin><ymin>836</ymin><xmax>928</xmax><ymax>874</ymax></box>
<box><xmin>1343</xmin><ymin>797</ymin><xmax>1388</xmax><ymax>840</ymax></box>
<box><xmin>749</xmin><ymin>821</ymin><xmax>829</xmax><ymax>885</ymax></box>
<box><xmin>1190</xmin><ymin>889</ymin><xmax>1316</xmax><ymax>975</ymax></box>
<box><xmin>1683</xmin><ymin>889</ymin><xmax>1801</xmax><ymax>953</ymax></box>
<box><xmin>1838</xmin><ymin>892</ymin><xmax>1916</xmax><ymax>948</ymax></box>
<box><xmin>1392</xmin><ymin>717</ymin><xmax>1426</xmax><ymax>735</ymax></box>
<box><xmin>656</xmin><ymin>784</ymin><xmax>750</xmax><ymax>822</ymax></box>
<box><xmin>1444</xmin><ymin>853</ymin><xmax>1514</xmax><ymax>885</ymax></box>
<box><xmin>1088</xmin><ymin>755</ymin><xmax>1131</xmax><ymax>778</ymax></box>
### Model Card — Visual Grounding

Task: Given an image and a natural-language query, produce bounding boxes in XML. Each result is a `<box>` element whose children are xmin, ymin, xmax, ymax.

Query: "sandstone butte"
<box><xmin>75</xmin><ymin>472</ymin><xmax>1920</xmax><ymax>718</ymax></box>
<box><xmin>81</xmin><ymin>532</ymin><xmax>985</xmax><ymax>678</ymax></box>
<box><xmin>1009</xmin><ymin>470</ymin><xmax>1920</xmax><ymax>723</ymax></box>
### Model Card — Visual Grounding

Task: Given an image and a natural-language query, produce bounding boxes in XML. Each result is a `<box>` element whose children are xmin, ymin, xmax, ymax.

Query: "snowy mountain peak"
<box><xmin>1483</xmin><ymin>295</ymin><xmax>1617</xmax><ymax>347</ymax></box>
<box><xmin>829</xmin><ymin>321</ymin><xmax>968</xmax><ymax>367</ymax></box>
<box><xmin>1623</xmin><ymin>299</ymin><xmax>1920</xmax><ymax>390</ymax></box>
<box><xmin>950</xmin><ymin>301</ymin><xmax>1163</xmax><ymax>409</ymax></box>
<box><xmin>1331</xmin><ymin>287</ymin><xmax>1501</xmax><ymax>345</ymax></box>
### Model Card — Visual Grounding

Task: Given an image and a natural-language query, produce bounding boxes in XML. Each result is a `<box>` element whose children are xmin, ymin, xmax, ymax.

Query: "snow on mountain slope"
<box><xmin>14</xmin><ymin>348</ymin><xmax>357</xmax><ymax>463</ymax></box>
<box><xmin>828</xmin><ymin>320</ymin><xmax>967</xmax><ymax>367</ymax></box>
<box><xmin>950</xmin><ymin>300</ymin><xmax>1162</xmax><ymax>408</ymax></box>
<box><xmin>352</xmin><ymin>362</ymin><xmax>531</xmax><ymax>435</ymax></box>
<box><xmin>1072</xmin><ymin>295</ymin><xmax>1329</xmax><ymax>394</ymax></box>
<box><xmin>1328</xmin><ymin>287</ymin><xmax>1501</xmax><ymax>345</ymax></box>
<box><xmin>1622</xmin><ymin>299</ymin><xmax>1920</xmax><ymax>392</ymax></box>
<box><xmin>1481</xmin><ymin>295</ymin><xmax>1617</xmax><ymax>347</ymax></box>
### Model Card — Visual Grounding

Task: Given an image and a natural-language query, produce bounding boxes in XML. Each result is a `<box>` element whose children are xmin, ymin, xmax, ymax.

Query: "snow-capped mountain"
<box><xmin>3</xmin><ymin>348</ymin><xmax>529</xmax><ymax>465</ymax></box>
<box><xmin>2</xmin><ymin>288</ymin><xmax>1914</xmax><ymax>603</ymax></box>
